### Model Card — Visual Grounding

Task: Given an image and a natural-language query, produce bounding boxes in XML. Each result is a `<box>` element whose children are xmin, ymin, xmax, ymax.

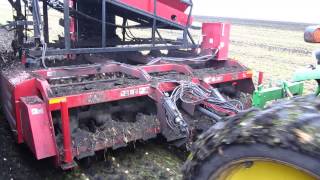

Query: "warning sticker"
<box><xmin>139</xmin><ymin>87</ymin><xmax>149</xmax><ymax>95</ymax></box>
<box><xmin>31</xmin><ymin>108</ymin><xmax>44</xmax><ymax>115</ymax></box>
<box><xmin>203</xmin><ymin>76</ymin><xmax>223</xmax><ymax>83</ymax></box>
<box><xmin>120</xmin><ymin>87</ymin><xmax>149</xmax><ymax>97</ymax></box>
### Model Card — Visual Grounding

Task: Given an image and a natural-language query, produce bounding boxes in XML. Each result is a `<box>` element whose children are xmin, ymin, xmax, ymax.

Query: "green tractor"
<box><xmin>182</xmin><ymin>26</ymin><xmax>320</xmax><ymax>179</ymax></box>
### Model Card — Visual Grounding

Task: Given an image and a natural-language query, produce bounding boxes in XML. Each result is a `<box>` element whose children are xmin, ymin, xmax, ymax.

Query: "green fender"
<box><xmin>292</xmin><ymin>67</ymin><xmax>320</xmax><ymax>82</ymax></box>
<box><xmin>293</xmin><ymin>67</ymin><xmax>320</xmax><ymax>95</ymax></box>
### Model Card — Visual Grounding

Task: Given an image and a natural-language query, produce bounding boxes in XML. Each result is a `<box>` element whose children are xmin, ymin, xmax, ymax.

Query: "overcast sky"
<box><xmin>193</xmin><ymin>0</ymin><xmax>319</xmax><ymax>23</ymax></box>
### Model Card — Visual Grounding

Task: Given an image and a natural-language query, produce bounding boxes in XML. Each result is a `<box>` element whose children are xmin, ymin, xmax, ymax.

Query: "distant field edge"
<box><xmin>194</xmin><ymin>16</ymin><xmax>316</xmax><ymax>31</ymax></box>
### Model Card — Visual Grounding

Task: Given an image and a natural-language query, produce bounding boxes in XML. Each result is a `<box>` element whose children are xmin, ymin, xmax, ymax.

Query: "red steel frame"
<box><xmin>1</xmin><ymin>60</ymin><xmax>253</xmax><ymax>167</ymax></box>
<box><xmin>0</xmin><ymin>20</ymin><xmax>255</xmax><ymax>168</ymax></box>
<box><xmin>60</xmin><ymin>100</ymin><xmax>73</xmax><ymax>164</ymax></box>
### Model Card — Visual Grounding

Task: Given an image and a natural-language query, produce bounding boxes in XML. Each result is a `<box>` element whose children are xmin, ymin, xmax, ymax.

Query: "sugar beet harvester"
<box><xmin>1</xmin><ymin>0</ymin><xmax>254</xmax><ymax>170</ymax></box>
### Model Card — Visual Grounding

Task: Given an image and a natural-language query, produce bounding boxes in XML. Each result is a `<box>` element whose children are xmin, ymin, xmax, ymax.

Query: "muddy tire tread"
<box><xmin>182</xmin><ymin>96</ymin><xmax>320</xmax><ymax>179</ymax></box>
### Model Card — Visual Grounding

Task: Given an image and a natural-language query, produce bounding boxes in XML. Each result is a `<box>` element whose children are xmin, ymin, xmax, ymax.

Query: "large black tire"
<box><xmin>183</xmin><ymin>96</ymin><xmax>320</xmax><ymax>180</ymax></box>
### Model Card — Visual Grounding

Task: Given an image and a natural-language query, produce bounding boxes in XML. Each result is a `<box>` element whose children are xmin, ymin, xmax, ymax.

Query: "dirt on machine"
<box><xmin>0</xmin><ymin>0</ymin><xmax>254</xmax><ymax>174</ymax></box>
<box><xmin>183</xmin><ymin>25</ymin><xmax>320</xmax><ymax>179</ymax></box>
<box><xmin>3</xmin><ymin>0</ymin><xmax>320</xmax><ymax>179</ymax></box>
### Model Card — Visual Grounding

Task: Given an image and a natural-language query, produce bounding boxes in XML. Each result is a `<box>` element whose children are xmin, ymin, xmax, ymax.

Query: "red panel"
<box><xmin>141</xmin><ymin>63</ymin><xmax>193</xmax><ymax>75</ymax></box>
<box><xmin>0</xmin><ymin>73</ymin><xmax>38</xmax><ymax>143</ymax></box>
<box><xmin>48</xmin><ymin>70</ymin><xmax>253</xmax><ymax>111</ymax></box>
<box><xmin>201</xmin><ymin>23</ymin><xmax>231</xmax><ymax>60</ymax></box>
<box><xmin>158</xmin><ymin>0</ymin><xmax>189</xmax><ymax>11</ymax></box>
<box><xmin>49</xmin><ymin>84</ymin><xmax>151</xmax><ymax>110</ymax></box>
<box><xmin>118</xmin><ymin>0</ymin><xmax>192</xmax><ymax>26</ymax></box>
<box><xmin>20</xmin><ymin>96</ymin><xmax>57</xmax><ymax>160</ymax></box>
<box><xmin>202</xmin><ymin>71</ymin><xmax>253</xmax><ymax>84</ymax></box>
<box><xmin>14</xmin><ymin>79</ymin><xmax>38</xmax><ymax>143</ymax></box>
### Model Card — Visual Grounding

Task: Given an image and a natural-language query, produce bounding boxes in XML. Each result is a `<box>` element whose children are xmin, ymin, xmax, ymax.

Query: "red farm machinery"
<box><xmin>1</xmin><ymin>0</ymin><xmax>254</xmax><ymax>170</ymax></box>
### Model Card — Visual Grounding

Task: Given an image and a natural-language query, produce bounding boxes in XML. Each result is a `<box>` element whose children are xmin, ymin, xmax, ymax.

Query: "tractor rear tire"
<box><xmin>183</xmin><ymin>95</ymin><xmax>320</xmax><ymax>180</ymax></box>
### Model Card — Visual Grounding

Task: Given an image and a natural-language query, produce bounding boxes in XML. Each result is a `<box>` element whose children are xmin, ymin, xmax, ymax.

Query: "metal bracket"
<box><xmin>2</xmin><ymin>20</ymin><xmax>33</xmax><ymax>30</ymax></box>
<box><xmin>252</xmin><ymin>81</ymin><xmax>304</xmax><ymax>108</ymax></box>
<box><xmin>162</xmin><ymin>96</ymin><xmax>189</xmax><ymax>136</ymax></box>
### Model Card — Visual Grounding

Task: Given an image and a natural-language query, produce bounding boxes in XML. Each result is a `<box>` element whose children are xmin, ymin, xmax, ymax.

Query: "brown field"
<box><xmin>228</xmin><ymin>20</ymin><xmax>319</xmax><ymax>93</ymax></box>
<box><xmin>0</xmin><ymin>3</ymin><xmax>320</xmax><ymax>179</ymax></box>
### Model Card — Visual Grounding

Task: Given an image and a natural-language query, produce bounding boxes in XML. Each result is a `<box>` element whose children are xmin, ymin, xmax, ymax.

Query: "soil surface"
<box><xmin>0</xmin><ymin>115</ymin><xmax>185</xmax><ymax>180</ymax></box>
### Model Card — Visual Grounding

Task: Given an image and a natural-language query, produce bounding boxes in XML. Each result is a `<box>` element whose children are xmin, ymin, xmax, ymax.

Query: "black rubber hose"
<box><xmin>197</xmin><ymin>106</ymin><xmax>222</xmax><ymax>121</ymax></box>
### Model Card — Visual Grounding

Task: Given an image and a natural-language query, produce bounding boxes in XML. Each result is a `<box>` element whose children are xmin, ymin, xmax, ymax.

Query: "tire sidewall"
<box><xmin>191</xmin><ymin>143</ymin><xmax>320</xmax><ymax>180</ymax></box>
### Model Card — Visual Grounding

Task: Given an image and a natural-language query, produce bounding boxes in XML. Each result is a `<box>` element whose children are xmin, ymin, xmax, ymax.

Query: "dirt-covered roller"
<box><xmin>182</xmin><ymin>96</ymin><xmax>320</xmax><ymax>179</ymax></box>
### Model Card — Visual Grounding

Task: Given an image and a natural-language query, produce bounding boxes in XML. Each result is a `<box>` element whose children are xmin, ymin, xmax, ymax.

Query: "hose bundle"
<box><xmin>170</xmin><ymin>81</ymin><xmax>243</xmax><ymax>120</ymax></box>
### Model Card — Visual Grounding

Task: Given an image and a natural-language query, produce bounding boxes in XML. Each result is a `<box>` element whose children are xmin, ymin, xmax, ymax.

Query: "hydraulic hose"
<box><xmin>197</xmin><ymin>106</ymin><xmax>222</xmax><ymax>121</ymax></box>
